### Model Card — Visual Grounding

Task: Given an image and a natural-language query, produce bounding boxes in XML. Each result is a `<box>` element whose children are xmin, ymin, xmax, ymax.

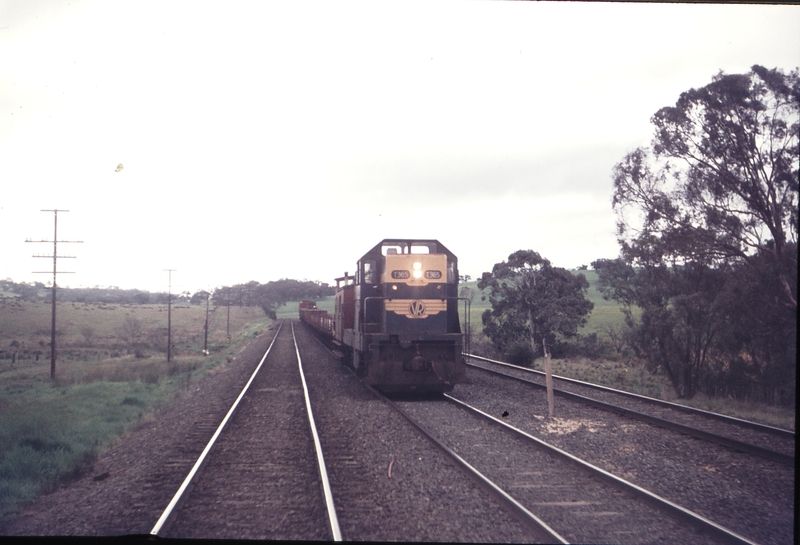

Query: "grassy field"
<box><xmin>459</xmin><ymin>270</ymin><xmax>635</xmax><ymax>336</ymax></box>
<box><xmin>0</xmin><ymin>294</ymin><xmax>270</xmax><ymax>521</ymax></box>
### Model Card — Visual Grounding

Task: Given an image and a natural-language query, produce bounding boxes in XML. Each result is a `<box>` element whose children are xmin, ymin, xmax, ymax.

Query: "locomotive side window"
<box><xmin>363</xmin><ymin>260</ymin><xmax>376</xmax><ymax>284</ymax></box>
<box><xmin>448</xmin><ymin>261</ymin><xmax>457</xmax><ymax>283</ymax></box>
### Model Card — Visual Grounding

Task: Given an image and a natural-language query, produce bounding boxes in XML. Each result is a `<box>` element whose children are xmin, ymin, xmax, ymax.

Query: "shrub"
<box><xmin>504</xmin><ymin>340</ymin><xmax>534</xmax><ymax>367</ymax></box>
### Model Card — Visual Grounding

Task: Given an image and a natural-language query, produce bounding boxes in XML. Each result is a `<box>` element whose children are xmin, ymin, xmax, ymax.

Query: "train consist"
<box><xmin>299</xmin><ymin>239</ymin><xmax>467</xmax><ymax>394</ymax></box>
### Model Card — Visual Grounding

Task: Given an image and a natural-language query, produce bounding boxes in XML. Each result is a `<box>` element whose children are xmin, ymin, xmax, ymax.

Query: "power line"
<box><xmin>26</xmin><ymin>209</ymin><xmax>83</xmax><ymax>380</ymax></box>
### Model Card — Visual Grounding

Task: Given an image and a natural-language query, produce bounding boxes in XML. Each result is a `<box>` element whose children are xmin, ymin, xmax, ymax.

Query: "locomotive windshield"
<box><xmin>380</xmin><ymin>241</ymin><xmax>437</xmax><ymax>255</ymax></box>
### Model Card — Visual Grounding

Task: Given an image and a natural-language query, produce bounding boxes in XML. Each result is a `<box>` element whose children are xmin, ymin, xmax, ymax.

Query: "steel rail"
<box><xmin>291</xmin><ymin>321</ymin><xmax>342</xmax><ymax>541</ymax></box>
<box><xmin>465</xmin><ymin>353</ymin><xmax>794</xmax><ymax>438</ymax></box>
<box><xmin>444</xmin><ymin>393</ymin><xmax>762</xmax><ymax>545</ymax></box>
<box><xmin>361</xmin><ymin>383</ymin><xmax>568</xmax><ymax>544</ymax></box>
<box><xmin>150</xmin><ymin>321</ymin><xmax>284</xmax><ymax>537</ymax></box>
<box><xmin>298</xmin><ymin>322</ymin><xmax>562</xmax><ymax>541</ymax></box>
<box><xmin>466</xmin><ymin>360</ymin><xmax>794</xmax><ymax>466</ymax></box>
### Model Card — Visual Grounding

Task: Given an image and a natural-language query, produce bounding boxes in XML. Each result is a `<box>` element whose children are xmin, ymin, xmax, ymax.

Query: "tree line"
<box><xmin>0</xmin><ymin>280</ymin><xmax>172</xmax><ymax>304</ymax></box>
<box><xmin>0</xmin><ymin>277</ymin><xmax>334</xmax><ymax>315</ymax></box>
<box><xmin>208</xmin><ymin>279</ymin><xmax>334</xmax><ymax>319</ymax></box>
<box><xmin>477</xmin><ymin>65</ymin><xmax>797</xmax><ymax>407</ymax></box>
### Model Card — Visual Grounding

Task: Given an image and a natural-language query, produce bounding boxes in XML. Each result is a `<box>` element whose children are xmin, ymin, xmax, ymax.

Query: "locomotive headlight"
<box><xmin>413</xmin><ymin>262</ymin><xmax>423</xmax><ymax>278</ymax></box>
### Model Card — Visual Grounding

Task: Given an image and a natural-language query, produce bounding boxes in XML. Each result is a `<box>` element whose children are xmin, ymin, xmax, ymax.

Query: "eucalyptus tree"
<box><xmin>604</xmin><ymin>65</ymin><xmax>798</xmax><ymax>403</ymax></box>
<box><xmin>478</xmin><ymin>250</ymin><xmax>593</xmax><ymax>362</ymax></box>
<box><xmin>612</xmin><ymin>65</ymin><xmax>798</xmax><ymax>308</ymax></box>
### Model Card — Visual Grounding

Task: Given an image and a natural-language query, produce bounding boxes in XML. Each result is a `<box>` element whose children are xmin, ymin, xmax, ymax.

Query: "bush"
<box><xmin>550</xmin><ymin>333</ymin><xmax>613</xmax><ymax>361</ymax></box>
<box><xmin>504</xmin><ymin>341</ymin><xmax>534</xmax><ymax>367</ymax></box>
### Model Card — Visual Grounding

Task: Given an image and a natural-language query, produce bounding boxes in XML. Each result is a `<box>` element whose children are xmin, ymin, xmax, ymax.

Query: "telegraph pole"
<box><xmin>164</xmin><ymin>269</ymin><xmax>176</xmax><ymax>362</ymax></box>
<box><xmin>26</xmin><ymin>209</ymin><xmax>83</xmax><ymax>380</ymax></box>
<box><xmin>203</xmin><ymin>290</ymin><xmax>210</xmax><ymax>354</ymax></box>
<box><xmin>226</xmin><ymin>292</ymin><xmax>231</xmax><ymax>343</ymax></box>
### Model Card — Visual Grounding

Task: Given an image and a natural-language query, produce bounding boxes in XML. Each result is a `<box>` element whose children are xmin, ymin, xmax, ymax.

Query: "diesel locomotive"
<box><xmin>299</xmin><ymin>239</ymin><xmax>468</xmax><ymax>394</ymax></box>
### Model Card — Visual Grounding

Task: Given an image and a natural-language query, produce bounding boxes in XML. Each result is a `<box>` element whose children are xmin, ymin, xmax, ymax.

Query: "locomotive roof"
<box><xmin>359</xmin><ymin>239</ymin><xmax>457</xmax><ymax>262</ymax></box>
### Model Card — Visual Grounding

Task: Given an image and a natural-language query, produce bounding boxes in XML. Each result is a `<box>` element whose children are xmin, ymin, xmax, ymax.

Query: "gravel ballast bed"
<box><xmin>294</xmin><ymin>321</ymin><xmax>552</xmax><ymax>543</ymax></box>
<box><xmin>396</xmin><ymin>396</ymin><xmax>729</xmax><ymax>545</ymax></box>
<box><xmin>165</xmin><ymin>322</ymin><xmax>330</xmax><ymax>540</ymax></box>
<box><xmin>468</xmin><ymin>358</ymin><xmax>795</xmax><ymax>457</ymax></box>
<box><xmin>454</xmin><ymin>368</ymin><xmax>794</xmax><ymax>545</ymax></box>
<box><xmin>5</xmin><ymin>321</ymin><xmax>547</xmax><ymax>542</ymax></box>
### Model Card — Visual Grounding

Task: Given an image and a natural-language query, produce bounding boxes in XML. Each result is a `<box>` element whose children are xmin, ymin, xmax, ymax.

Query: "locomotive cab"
<box><xmin>348</xmin><ymin>239</ymin><xmax>466</xmax><ymax>394</ymax></box>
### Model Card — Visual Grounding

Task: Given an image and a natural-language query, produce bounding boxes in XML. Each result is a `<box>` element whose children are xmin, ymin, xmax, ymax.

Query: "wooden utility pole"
<box><xmin>203</xmin><ymin>290</ymin><xmax>210</xmax><ymax>354</ymax></box>
<box><xmin>226</xmin><ymin>292</ymin><xmax>231</xmax><ymax>343</ymax></box>
<box><xmin>26</xmin><ymin>209</ymin><xmax>82</xmax><ymax>380</ymax></box>
<box><xmin>164</xmin><ymin>269</ymin><xmax>176</xmax><ymax>362</ymax></box>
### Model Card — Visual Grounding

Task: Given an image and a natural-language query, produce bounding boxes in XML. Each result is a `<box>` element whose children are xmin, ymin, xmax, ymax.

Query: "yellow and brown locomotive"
<box><xmin>300</xmin><ymin>239</ymin><xmax>467</xmax><ymax>394</ymax></box>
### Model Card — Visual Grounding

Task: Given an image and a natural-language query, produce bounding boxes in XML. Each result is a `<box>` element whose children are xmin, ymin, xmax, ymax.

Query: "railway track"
<box><xmin>386</xmin><ymin>392</ymin><xmax>759</xmax><ymax>545</ymax></box>
<box><xmin>151</xmin><ymin>320</ymin><xmax>340</xmax><ymax>540</ymax></box>
<box><xmin>457</xmin><ymin>355</ymin><xmax>794</xmax><ymax>545</ymax></box>
<box><xmin>150</xmin><ymin>321</ymin><xmax>560</xmax><ymax>542</ymax></box>
<box><xmin>294</xmin><ymin>319</ymin><xmax>553</xmax><ymax>543</ymax></box>
<box><xmin>466</xmin><ymin>354</ymin><xmax>794</xmax><ymax>464</ymax></box>
<box><xmin>301</xmin><ymin>323</ymin><xmax>776</xmax><ymax>543</ymax></box>
<box><xmin>133</xmin><ymin>325</ymin><xmax>790</xmax><ymax>543</ymax></box>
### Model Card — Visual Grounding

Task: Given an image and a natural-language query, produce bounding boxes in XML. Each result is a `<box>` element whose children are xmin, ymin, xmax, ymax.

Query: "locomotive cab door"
<box><xmin>358</xmin><ymin>259</ymin><xmax>382</xmax><ymax>335</ymax></box>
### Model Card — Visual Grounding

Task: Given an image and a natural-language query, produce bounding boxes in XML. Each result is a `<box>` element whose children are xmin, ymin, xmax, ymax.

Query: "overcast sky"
<box><xmin>1</xmin><ymin>1</ymin><xmax>799</xmax><ymax>294</ymax></box>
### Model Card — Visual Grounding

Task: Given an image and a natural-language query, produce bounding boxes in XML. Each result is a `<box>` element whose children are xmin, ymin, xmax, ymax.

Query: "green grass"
<box><xmin>539</xmin><ymin>356</ymin><xmax>666</xmax><ymax>398</ymax></box>
<box><xmin>575</xmin><ymin>270</ymin><xmax>629</xmax><ymax>334</ymax></box>
<box><xmin>0</xmin><ymin>298</ymin><xmax>270</xmax><ymax>521</ymax></box>
<box><xmin>0</xmin><ymin>379</ymin><xmax>173</xmax><ymax>512</ymax></box>
<box><xmin>679</xmin><ymin>396</ymin><xmax>795</xmax><ymax>431</ymax></box>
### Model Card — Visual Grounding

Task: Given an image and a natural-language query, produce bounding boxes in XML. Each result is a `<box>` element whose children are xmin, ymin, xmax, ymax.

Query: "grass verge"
<box><xmin>0</xmin><ymin>307</ymin><xmax>270</xmax><ymax>523</ymax></box>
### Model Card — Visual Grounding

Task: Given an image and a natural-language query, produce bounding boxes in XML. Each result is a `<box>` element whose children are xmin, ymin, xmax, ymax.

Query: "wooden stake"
<box><xmin>543</xmin><ymin>336</ymin><xmax>554</xmax><ymax>417</ymax></box>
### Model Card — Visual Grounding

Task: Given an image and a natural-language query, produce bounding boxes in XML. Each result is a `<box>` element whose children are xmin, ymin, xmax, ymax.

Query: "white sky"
<box><xmin>1</xmin><ymin>1</ymin><xmax>799</xmax><ymax>294</ymax></box>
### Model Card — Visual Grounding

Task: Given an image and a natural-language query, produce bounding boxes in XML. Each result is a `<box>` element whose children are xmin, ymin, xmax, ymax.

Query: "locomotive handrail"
<box><xmin>461</xmin><ymin>297</ymin><xmax>471</xmax><ymax>357</ymax></box>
